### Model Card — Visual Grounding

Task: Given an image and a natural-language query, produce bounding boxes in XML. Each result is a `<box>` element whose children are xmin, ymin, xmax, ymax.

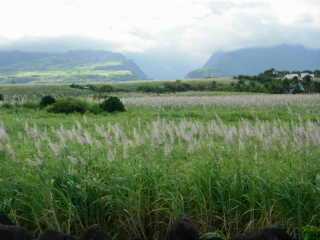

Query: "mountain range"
<box><xmin>187</xmin><ymin>45</ymin><xmax>320</xmax><ymax>78</ymax></box>
<box><xmin>0</xmin><ymin>40</ymin><xmax>319</xmax><ymax>83</ymax></box>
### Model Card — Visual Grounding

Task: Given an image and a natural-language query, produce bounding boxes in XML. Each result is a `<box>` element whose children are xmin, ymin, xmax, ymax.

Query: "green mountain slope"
<box><xmin>0</xmin><ymin>50</ymin><xmax>148</xmax><ymax>84</ymax></box>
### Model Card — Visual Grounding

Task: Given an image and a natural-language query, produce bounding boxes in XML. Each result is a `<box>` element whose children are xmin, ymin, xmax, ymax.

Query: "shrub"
<box><xmin>209</xmin><ymin>81</ymin><xmax>217</xmax><ymax>90</ymax></box>
<box><xmin>0</xmin><ymin>94</ymin><xmax>3</xmax><ymax>101</ymax></box>
<box><xmin>70</xmin><ymin>83</ymin><xmax>79</xmax><ymax>89</ymax></box>
<box><xmin>40</xmin><ymin>95</ymin><xmax>56</xmax><ymax>108</ymax></box>
<box><xmin>100</xmin><ymin>96</ymin><xmax>126</xmax><ymax>113</ymax></box>
<box><xmin>48</xmin><ymin>98</ymin><xmax>88</xmax><ymax>114</ymax></box>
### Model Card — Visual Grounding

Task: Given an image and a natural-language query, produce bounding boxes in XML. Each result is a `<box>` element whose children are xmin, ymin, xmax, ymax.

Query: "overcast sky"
<box><xmin>0</xmin><ymin>0</ymin><xmax>319</xmax><ymax>60</ymax></box>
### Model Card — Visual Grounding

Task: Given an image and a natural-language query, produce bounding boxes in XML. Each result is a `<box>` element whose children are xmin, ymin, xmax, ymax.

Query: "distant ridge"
<box><xmin>186</xmin><ymin>45</ymin><xmax>320</xmax><ymax>78</ymax></box>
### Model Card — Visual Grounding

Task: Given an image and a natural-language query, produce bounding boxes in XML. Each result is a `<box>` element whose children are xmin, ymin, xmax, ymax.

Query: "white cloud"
<box><xmin>0</xmin><ymin>0</ymin><xmax>319</xmax><ymax>58</ymax></box>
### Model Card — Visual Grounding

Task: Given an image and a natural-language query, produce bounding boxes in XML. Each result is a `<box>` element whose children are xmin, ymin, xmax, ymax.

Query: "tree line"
<box><xmin>233</xmin><ymin>69</ymin><xmax>320</xmax><ymax>94</ymax></box>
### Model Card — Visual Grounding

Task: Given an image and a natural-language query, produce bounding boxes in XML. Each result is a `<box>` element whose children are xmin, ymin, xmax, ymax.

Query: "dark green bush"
<box><xmin>0</xmin><ymin>94</ymin><xmax>4</xmax><ymax>101</ymax></box>
<box><xmin>48</xmin><ymin>98</ymin><xmax>88</xmax><ymax>114</ymax></box>
<box><xmin>40</xmin><ymin>95</ymin><xmax>56</xmax><ymax>108</ymax></box>
<box><xmin>100</xmin><ymin>96</ymin><xmax>126</xmax><ymax>113</ymax></box>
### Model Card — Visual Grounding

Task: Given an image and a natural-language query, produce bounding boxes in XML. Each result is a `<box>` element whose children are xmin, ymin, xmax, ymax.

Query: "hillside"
<box><xmin>186</xmin><ymin>45</ymin><xmax>320</xmax><ymax>78</ymax></box>
<box><xmin>0</xmin><ymin>50</ymin><xmax>148</xmax><ymax>84</ymax></box>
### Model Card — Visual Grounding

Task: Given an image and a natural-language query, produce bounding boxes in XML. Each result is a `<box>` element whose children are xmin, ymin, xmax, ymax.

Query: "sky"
<box><xmin>0</xmin><ymin>0</ymin><xmax>319</xmax><ymax>66</ymax></box>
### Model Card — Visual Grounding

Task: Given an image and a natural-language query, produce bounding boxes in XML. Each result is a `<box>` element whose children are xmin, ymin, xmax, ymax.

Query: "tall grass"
<box><xmin>0</xmin><ymin>117</ymin><xmax>320</xmax><ymax>239</ymax></box>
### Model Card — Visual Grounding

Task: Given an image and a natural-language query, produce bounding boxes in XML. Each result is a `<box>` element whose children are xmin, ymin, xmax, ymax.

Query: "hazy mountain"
<box><xmin>187</xmin><ymin>45</ymin><xmax>320</xmax><ymax>78</ymax></box>
<box><xmin>127</xmin><ymin>52</ymin><xmax>200</xmax><ymax>80</ymax></box>
<box><xmin>0</xmin><ymin>50</ymin><xmax>148</xmax><ymax>83</ymax></box>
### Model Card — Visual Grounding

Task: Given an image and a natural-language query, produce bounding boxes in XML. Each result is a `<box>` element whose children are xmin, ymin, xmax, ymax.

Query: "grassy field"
<box><xmin>0</xmin><ymin>86</ymin><xmax>320</xmax><ymax>239</ymax></box>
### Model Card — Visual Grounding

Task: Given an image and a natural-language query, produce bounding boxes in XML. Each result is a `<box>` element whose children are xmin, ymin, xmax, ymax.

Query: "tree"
<box><xmin>292</xmin><ymin>76</ymin><xmax>300</xmax><ymax>83</ymax></box>
<box><xmin>282</xmin><ymin>79</ymin><xmax>292</xmax><ymax>93</ymax></box>
<box><xmin>209</xmin><ymin>81</ymin><xmax>217</xmax><ymax>90</ymax></box>
<box><xmin>302</xmin><ymin>75</ymin><xmax>313</xmax><ymax>93</ymax></box>
<box><xmin>293</xmin><ymin>83</ymin><xmax>305</xmax><ymax>94</ymax></box>
<box><xmin>262</xmin><ymin>68</ymin><xmax>276</xmax><ymax>77</ymax></box>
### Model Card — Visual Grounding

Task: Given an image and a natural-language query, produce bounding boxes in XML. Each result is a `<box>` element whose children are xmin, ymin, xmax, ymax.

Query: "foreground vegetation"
<box><xmin>0</xmin><ymin>86</ymin><xmax>320</xmax><ymax>239</ymax></box>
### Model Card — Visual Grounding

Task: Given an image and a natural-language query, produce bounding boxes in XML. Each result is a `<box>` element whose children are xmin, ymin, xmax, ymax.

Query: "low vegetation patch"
<box><xmin>46</xmin><ymin>96</ymin><xmax>126</xmax><ymax>114</ymax></box>
<box><xmin>70</xmin><ymin>80</ymin><xmax>229</xmax><ymax>94</ymax></box>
